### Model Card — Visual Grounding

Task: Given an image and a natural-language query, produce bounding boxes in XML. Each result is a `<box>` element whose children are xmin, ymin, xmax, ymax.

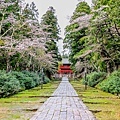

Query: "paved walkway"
<box><xmin>30</xmin><ymin>77</ymin><xmax>96</xmax><ymax>120</ymax></box>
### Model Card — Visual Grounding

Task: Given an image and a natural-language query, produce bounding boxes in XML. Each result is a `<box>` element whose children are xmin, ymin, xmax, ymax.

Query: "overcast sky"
<box><xmin>25</xmin><ymin>0</ymin><xmax>92</xmax><ymax>54</ymax></box>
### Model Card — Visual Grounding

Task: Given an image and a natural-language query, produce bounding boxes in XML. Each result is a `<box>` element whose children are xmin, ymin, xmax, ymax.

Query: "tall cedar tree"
<box><xmin>40</xmin><ymin>6</ymin><xmax>61</xmax><ymax>77</ymax></box>
<box><xmin>64</xmin><ymin>1</ymin><xmax>91</xmax><ymax>67</ymax></box>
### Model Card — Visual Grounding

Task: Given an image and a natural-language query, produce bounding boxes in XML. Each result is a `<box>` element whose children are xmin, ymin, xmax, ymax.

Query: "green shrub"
<box><xmin>83</xmin><ymin>72</ymin><xmax>106</xmax><ymax>87</ymax></box>
<box><xmin>10</xmin><ymin>71</ymin><xmax>40</xmax><ymax>90</ymax></box>
<box><xmin>43</xmin><ymin>76</ymin><xmax>50</xmax><ymax>84</ymax></box>
<box><xmin>9</xmin><ymin>71</ymin><xmax>26</xmax><ymax>90</ymax></box>
<box><xmin>111</xmin><ymin>69</ymin><xmax>120</xmax><ymax>77</ymax></box>
<box><xmin>22</xmin><ymin>71</ymin><xmax>40</xmax><ymax>86</ymax></box>
<box><xmin>0</xmin><ymin>70</ymin><xmax>6</xmax><ymax>75</ymax></box>
<box><xmin>23</xmin><ymin>77</ymin><xmax>36</xmax><ymax>89</ymax></box>
<box><xmin>0</xmin><ymin>70</ymin><xmax>50</xmax><ymax>98</ymax></box>
<box><xmin>0</xmin><ymin>74</ymin><xmax>20</xmax><ymax>97</ymax></box>
<box><xmin>99</xmin><ymin>70</ymin><xmax>120</xmax><ymax>95</ymax></box>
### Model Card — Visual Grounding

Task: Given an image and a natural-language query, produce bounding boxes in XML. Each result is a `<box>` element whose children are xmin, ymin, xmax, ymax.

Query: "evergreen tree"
<box><xmin>41</xmin><ymin>6</ymin><xmax>60</xmax><ymax>41</ymax></box>
<box><xmin>87</xmin><ymin>0</ymin><xmax>120</xmax><ymax>73</ymax></box>
<box><xmin>64</xmin><ymin>1</ymin><xmax>91</xmax><ymax>68</ymax></box>
<box><xmin>64</xmin><ymin>0</ymin><xmax>120</xmax><ymax>76</ymax></box>
<box><xmin>40</xmin><ymin>6</ymin><xmax>61</xmax><ymax>75</ymax></box>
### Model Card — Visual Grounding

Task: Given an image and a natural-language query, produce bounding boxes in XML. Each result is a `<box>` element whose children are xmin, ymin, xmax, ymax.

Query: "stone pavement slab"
<box><xmin>30</xmin><ymin>77</ymin><xmax>96</xmax><ymax>120</ymax></box>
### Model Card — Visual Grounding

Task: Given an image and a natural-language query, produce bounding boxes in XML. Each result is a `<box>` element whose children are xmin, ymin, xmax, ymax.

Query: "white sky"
<box><xmin>25</xmin><ymin>0</ymin><xmax>92</xmax><ymax>54</ymax></box>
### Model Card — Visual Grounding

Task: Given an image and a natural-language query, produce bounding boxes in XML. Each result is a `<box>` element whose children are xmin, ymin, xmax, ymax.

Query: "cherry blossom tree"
<box><xmin>0</xmin><ymin>0</ymin><xmax>55</xmax><ymax>73</ymax></box>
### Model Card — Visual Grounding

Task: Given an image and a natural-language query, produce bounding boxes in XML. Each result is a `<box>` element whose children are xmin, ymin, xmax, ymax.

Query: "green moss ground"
<box><xmin>71</xmin><ymin>80</ymin><xmax>120</xmax><ymax>120</ymax></box>
<box><xmin>0</xmin><ymin>81</ymin><xmax>60</xmax><ymax>120</ymax></box>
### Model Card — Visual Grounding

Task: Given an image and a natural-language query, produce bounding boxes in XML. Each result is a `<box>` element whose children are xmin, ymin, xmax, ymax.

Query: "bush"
<box><xmin>9</xmin><ymin>71</ymin><xmax>26</xmax><ymax>90</ymax></box>
<box><xmin>83</xmin><ymin>72</ymin><xmax>106</xmax><ymax>87</ymax></box>
<box><xmin>0</xmin><ymin>70</ymin><xmax>50</xmax><ymax>98</ymax></box>
<box><xmin>43</xmin><ymin>76</ymin><xmax>50</xmax><ymax>84</ymax></box>
<box><xmin>10</xmin><ymin>71</ymin><xmax>40</xmax><ymax>90</ymax></box>
<box><xmin>22</xmin><ymin>71</ymin><xmax>40</xmax><ymax>87</ymax></box>
<box><xmin>0</xmin><ymin>73</ymin><xmax>20</xmax><ymax>97</ymax></box>
<box><xmin>23</xmin><ymin>76</ymin><xmax>36</xmax><ymax>89</ymax></box>
<box><xmin>111</xmin><ymin>69</ymin><xmax>120</xmax><ymax>77</ymax></box>
<box><xmin>0</xmin><ymin>70</ymin><xmax>6</xmax><ymax>75</ymax></box>
<box><xmin>99</xmin><ymin>70</ymin><xmax>120</xmax><ymax>95</ymax></box>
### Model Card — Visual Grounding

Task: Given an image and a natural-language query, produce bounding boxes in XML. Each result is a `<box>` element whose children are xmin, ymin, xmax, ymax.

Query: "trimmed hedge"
<box><xmin>83</xmin><ymin>72</ymin><xmax>106</xmax><ymax>87</ymax></box>
<box><xmin>22</xmin><ymin>71</ymin><xmax>40</xmax><ymax>87</ymax></box>
<box><xmin>0</xmin><ymin>73</ymin><xmax>20</xmax><ymax>97</ymax></box>
<box><xmin>8</xmin><ymin>71</ymin><xmax>27</xmax><ymax>90</ymax></box>
<box><xmin>98</xmin><ymin>70</ymin><xmax>120</xmax><ymax>95</ymax></box>
<box><xmin>0</xmin><ymin>70</ymin><xmax>50</xmax><ymax>98</ymax></box>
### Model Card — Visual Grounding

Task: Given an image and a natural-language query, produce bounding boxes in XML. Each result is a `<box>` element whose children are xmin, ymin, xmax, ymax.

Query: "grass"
<box><xmin>70</xmin><ymin>80</ymin><xmax>120</xmax><ymax>120</ymax></box>
<box><xmin>0</xmin><ymin>81</ymin><xmax>60</xmax><ymax>120</ymax></box>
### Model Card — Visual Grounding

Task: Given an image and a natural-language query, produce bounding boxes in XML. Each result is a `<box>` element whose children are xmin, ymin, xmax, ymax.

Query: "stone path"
<box><xmin>30</xmin><ymin>77</ymin><xmax>96</xmax><ymax>120</ymax></box>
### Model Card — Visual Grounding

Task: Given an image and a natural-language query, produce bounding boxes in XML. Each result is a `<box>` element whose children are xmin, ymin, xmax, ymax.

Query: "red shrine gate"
<box><xmin>57</xmin><ymin>58</ymin><xmax>73</xmax><ymax>78</ymax></box>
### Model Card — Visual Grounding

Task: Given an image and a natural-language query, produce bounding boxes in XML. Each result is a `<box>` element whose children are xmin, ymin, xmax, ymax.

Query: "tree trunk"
<box><xmin>107</xmin><ymin>62</ymin><xmax>110</xmax><ymax>75</ymax></box>
<box><xmin>6</xmin><ymin>56</ymin><xmax>10</xmax><ymax>72</ymax></box>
